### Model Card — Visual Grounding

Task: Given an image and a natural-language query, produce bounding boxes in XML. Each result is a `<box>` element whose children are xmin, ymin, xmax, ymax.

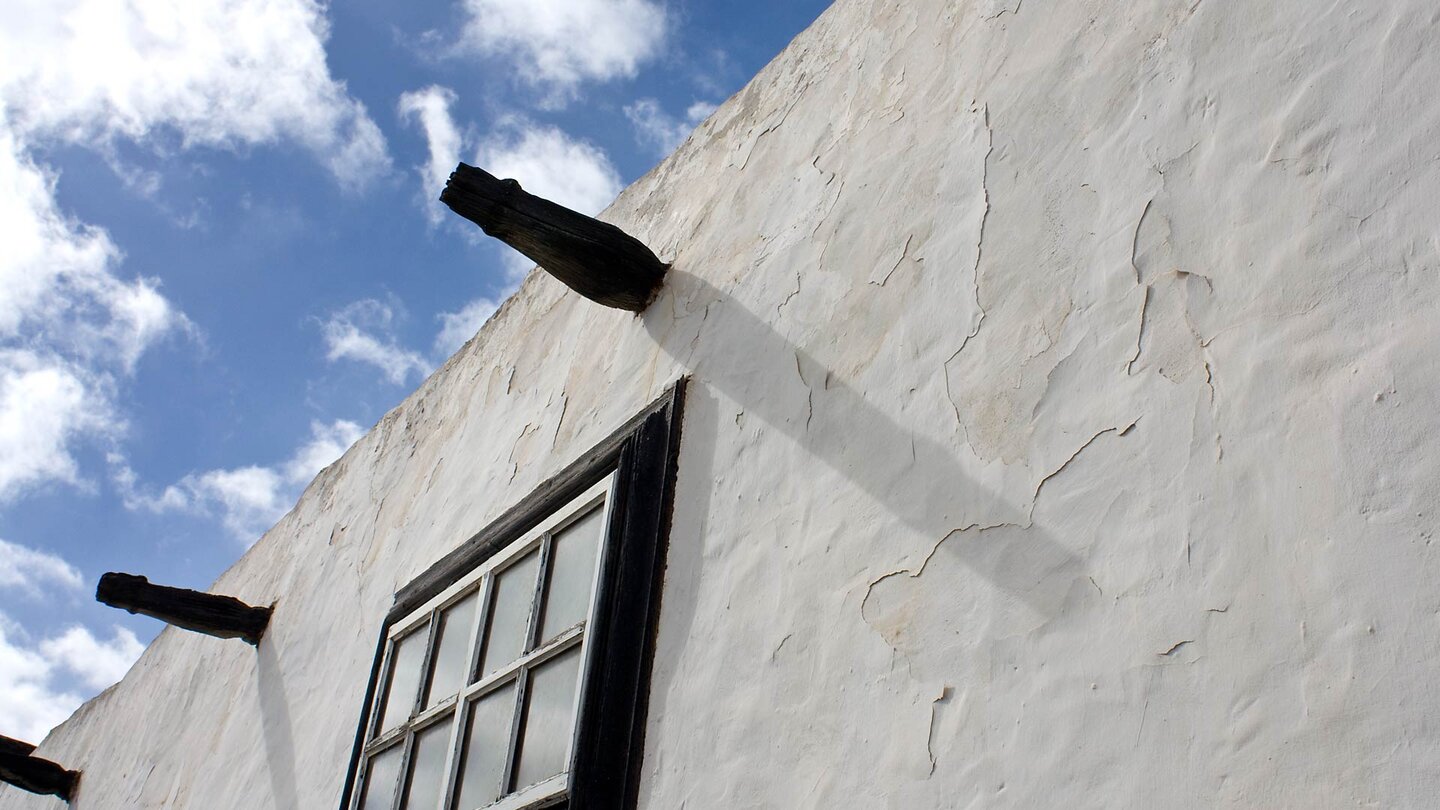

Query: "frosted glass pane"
<box><xmin>512</xmin><ymin>647</ymin><xmax>583</xmax><ymax>790</ymax></box>
<box><xmin>359</xmin><ymin>744</ymin><xmax>403</xmax><ymax>810</ymax></box>
<box><xmin>425</xmin><ymin>593</ymin><xmax>478</xmax><ymax>708</ymax></box>
<box><xmin>479</xmin><ymin>552</ymin><xmax>539</xmax><ymax>677</ymax></box>
<box><xmin>401</xmin><ymin>719</ymin><xmax>452</xmax><ymax>810</ymax></box>
<box><xmin>539</xmin><ymin>507</ymin><xmax>604</xmax><ymax>643</ymax></box>
<box><xmin>453</xmin><ymin>683</ymin><xmax>517</xmax><ymax>810</ymax></box>
<box><xmin>378</xmin><ymin>626</ymin><xmax>430</xmax><ymax>732</ymax></box>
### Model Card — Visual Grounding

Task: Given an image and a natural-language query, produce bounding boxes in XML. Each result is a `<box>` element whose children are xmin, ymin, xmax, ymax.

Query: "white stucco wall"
<box><xmin>7</xmin><ymin>0</ymin><xmax>1440</xmax><ymax>806</ymax></box>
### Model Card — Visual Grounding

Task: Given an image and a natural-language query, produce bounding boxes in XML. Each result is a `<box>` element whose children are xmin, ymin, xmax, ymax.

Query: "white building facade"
<box><xmin>6</xmin><ymin>0</ymin><xmax>1440</xmax><ymax>806</ymax></box>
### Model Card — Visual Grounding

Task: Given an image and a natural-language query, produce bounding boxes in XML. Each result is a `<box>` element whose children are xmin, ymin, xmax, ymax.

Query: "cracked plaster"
<box><xmin>8</xmin><ymin>0</ymin><xmax>1440</xmax><ymax>807</ymax></box>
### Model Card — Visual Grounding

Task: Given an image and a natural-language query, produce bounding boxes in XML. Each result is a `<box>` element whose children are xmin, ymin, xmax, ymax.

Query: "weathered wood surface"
<box><xmin>440</xmin><ymin>163</ymin><xmax>667</xmax><ymax>312</ymax></box>
<box><xmin>96</xmin><ymin>573</ymin><xmax>271</xmax><ymax>645</ymax></box>
<box><xmin>0</xmin><ymin>735</ymin><xmax>78</xmax><ymax>800</ymax></box>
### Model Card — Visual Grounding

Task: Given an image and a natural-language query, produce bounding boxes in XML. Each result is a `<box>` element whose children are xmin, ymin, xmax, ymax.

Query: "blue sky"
<box><xmin>0</xmin><ymin>0</ymin><xmax>830</xmax><ymax>742</ymax></box>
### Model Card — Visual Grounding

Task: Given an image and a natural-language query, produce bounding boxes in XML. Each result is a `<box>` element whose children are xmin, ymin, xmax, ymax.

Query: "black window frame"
<box><xmin>339</xmin><ymin>380</ymin><xmax>686</xmax><ymax>810</ymax></box>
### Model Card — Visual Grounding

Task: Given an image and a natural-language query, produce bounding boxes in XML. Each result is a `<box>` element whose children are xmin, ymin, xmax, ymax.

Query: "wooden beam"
<box><xmin>96</xmin><ymin>573</ymin><xmax>271</xmax><ymax>645</ymax></box>
<box><xmin>440</xmin><ymin>163</ymin><xmax>667</xmax><ymax>312</ymax></box>
<box><xmin>0</xmin><ymin>735</ymin><xmax>78</xmax><ymax>801</ymax></box>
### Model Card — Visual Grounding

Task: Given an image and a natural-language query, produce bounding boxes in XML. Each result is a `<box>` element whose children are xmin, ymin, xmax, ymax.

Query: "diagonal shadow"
<box><xmin>643</xmin><ymin>270</ymin><xmax>1087</xmax><ymax>617</ymax></box>
<box><xmin>256</xmin><ymin>639</ymin><xmax>300</xmax><ymax>810</ymax></box>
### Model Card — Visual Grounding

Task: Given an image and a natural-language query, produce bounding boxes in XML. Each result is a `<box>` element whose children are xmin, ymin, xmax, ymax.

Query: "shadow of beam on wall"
<box><xmin>256</xmin><ymin>639</ymin><xmax>300</xmax><ymax>810</ymax></box>
<box><xmin>644</xmin><ymin>270</ymin><xmax>1088</xmax><ymax>617</ymax></box>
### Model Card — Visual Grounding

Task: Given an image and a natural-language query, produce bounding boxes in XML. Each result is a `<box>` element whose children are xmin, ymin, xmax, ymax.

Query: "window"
<box><xmin>341</xmin><ymin>382</ymin><xmax>685</xmax><ymax>810</ymax></box>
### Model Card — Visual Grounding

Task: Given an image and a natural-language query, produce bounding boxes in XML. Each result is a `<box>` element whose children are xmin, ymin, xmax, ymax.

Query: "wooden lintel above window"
<box><xmin>440</xmin><ymin>163</ymin><xmax>668</xmax><ymax>312</ymax></box>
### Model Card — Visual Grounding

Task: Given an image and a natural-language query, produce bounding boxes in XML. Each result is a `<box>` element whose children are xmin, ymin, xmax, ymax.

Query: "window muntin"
<box><xmin>354</xmin><ymin>476</ymin><xmax>614</xmax><ymax>810</ymax></box>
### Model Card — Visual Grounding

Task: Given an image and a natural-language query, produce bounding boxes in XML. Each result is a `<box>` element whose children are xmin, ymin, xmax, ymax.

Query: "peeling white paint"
<box><xmin>8</xmin><ymin>0</ymin><xmax>1440</xmax><ymax>807</ymax></box>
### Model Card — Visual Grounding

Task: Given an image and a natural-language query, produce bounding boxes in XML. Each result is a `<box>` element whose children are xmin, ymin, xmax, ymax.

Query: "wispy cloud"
<box><xmin>114</xmin><ymin>419</ymin><xmax>366</xmax><ymax>542</ymax></box>
<box><xmin>0</xmin><ymin>0</ymin><xmax>389</xmax><ymax>185</ymax></box>
<box><xmin>392</xmin><ymin>93</ymin><xmax>628</xmax><ymax>356</ymax></box>
<box><xmin>398</xmin><ymin>86</ymin><xmax>464</xmax><ymax>224</ymax></box>
<box><xmin>624</xmin><ymin>98</ymin><xmax>717</xmax><ymax>157</ymax></box>
<box><xmin>479</xmin><ymin>119</ymin><xmax>623</xmax><ymax>218</ymax></box>
<box><xmin>322</xmin><ymin>299</ymin><xmax>433</xmax><ymax>385</ymax></box>
<box><xmin>0</xmin><ymin>539</ymin><xmax>142</xmax><ymax>742</ymax></box>
<box><xmin>455</xmin><ymin>0</ymin><xmax>668</xmax><ymax>102</ymax></box>
<box><xmin>0</xmin><ymin>538</ymin><xmax>84</xmax><ymax>597</ymax></box>
<box><xmin>40</xmin><ymin>625</ymin><xmax>145</xmax><ymax>692</ymax></box>
<box><xmin>0</xmin><ymin>351</ymin><xmax>115</xmax><ymax>501</ymax></box>
<box><xmin>0</xmin><ymin>614</ymin><xmax>143</xmax><ymax>742</ymax></box>
<box><xmin>0</xmin><ymin>0</ymin><xmax>393</xmax><ymax>508</ymax></box>
<box><xmin>434</xmin><ymin>297</ymin><xmax>500</xmax><ymax>357</ymax></box>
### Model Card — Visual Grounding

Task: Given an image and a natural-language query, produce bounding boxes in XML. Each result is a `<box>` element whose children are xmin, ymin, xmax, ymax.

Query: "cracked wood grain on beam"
<box><xmin>441</xmin><ymin>163</ymin><xmax>668</xmax><ymax>312</ymax></box>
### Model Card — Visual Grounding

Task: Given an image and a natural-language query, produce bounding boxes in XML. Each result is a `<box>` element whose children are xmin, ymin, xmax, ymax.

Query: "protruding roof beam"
<box><xmin>96</xmin><ymin>573</ymin><xmax>271</xmax><ymax>645</ymax></box>
<box><xmin>440</xmin><ymin>163</ymin><xmax>668</xmax><ymax>312</ymax></box>
<box><xmin>0</xmin><ymin>735</ymin><xmax>79</xmax><ymax>801</ymax></box>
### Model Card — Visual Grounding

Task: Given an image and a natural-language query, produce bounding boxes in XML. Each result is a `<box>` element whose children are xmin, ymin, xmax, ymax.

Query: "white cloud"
<box><xmin>0</xmin><ymin>538</ymin><xmax>84</xmax><ymax>597</ymax></box>
<box><xmin>0</xmin><ymin>538</ymin><xmax>141</xmax><ymax>741</ymax></box>
<box><xmin>394</xmin><ymin>88</ymin><xmax>626</xmax><ymax>360</ymax></box>
<box><xmin>0</xmin><ymin>0</ymin><xmax>390</xmax><ymax>505</ymax></box>
<box><xmin>0</xmin><ymin>618</ymin><xmax>80</xmax><ymax>743</ymax></box>
<box><xmin>434</xmin><ymin>297</ymin><xmax>501</xmax><ymax>357</ymax></box>
<box><xmin>109</xmin><ymin>452</ymin><xmax>190</xmax><ymax>514</ymax></box>
<box><xmin>0</xmin><ymin>0</ymin><xmax>389</xmax><ymax>185</ymax></box>
<box><xmin>399</xmin><ymin>86</ymin><xmax>463</xmax><ymax>225</ymax></box>
<box><xmin>479</xmin><ymin>121</ymin><xmax>622</xmax><ymax>217</ymax></box>
<box><xmin>281</xmin><ymin>419</ymin><xmax>366</xmax><ymax>485</ymax></box>
<box><xmin>184</xmin><ymin>466</ymin><xmax>288</xmax><ymax>541</ymax></box>
<box><xmin>456</xmin><ymin>0</ymin><xmax>668</xmax><ymax>100</ymax></box>
<box><xmin>624</xmin><ymin>97</ymin><xmax>717</xmax><ymax>157</ymax></box>
<box><xmin>118</xmin><ymin>419</ymin><xmax>366</xmax><ymax>542</ymax></box>
<box><xmin>0</xmin><ymin>351</ymin><xmax>116</xmax><ymax>501</ymax></box>
<box><xmin>323</xmin><ymin>299</ymin><xmax>433</xmax><ymax>385</ymax></box>
<box><xmin>0</xmin><ymin>615</ymin><xmax>144</xmax><ymax>742</ymax></box>
<box><xmin>40</xmin><ymin>625</ymin><xmax>144</xmax><ymax>692</ymax></box>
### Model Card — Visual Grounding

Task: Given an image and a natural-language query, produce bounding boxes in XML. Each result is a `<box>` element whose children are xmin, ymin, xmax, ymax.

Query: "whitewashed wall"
<box><xmin>7</xmin><ymin>0</ymin><xmax>1440</xmax><ymax>806</ymax></box>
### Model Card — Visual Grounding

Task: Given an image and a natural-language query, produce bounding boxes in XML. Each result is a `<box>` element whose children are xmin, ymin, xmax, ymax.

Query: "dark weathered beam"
<box><xmin>440</xmin><ymin>163</ymin><xmax>667</xmax><ymax>312</ymax></box>
<box><xmin>96</xmin><ymin>573</ymin><xmax>271</xmax><ymax>645</ymax></box>
<box><xmin>0</xmin><ymin>735</ymin><xmax>78</xmax><ymax>801</ymax></box>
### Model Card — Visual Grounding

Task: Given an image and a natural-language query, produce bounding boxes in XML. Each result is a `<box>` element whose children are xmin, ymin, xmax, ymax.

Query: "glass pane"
<box><xmin>452</xmin><ymin>683</ymin><xmax>518</xmax><ymax>810</ymax></box>
<box><xmin>539</xmin><ymin>507</ymin><xmax>604</xmax><ymax>642</ymax></box>
<box><xmin>401</xmin><ymin>719</ymin><xmax>452</xmax><ymax>810</ymax></box>
<box><xmin>478</xmin><ymin>552</ymin><xmax>539</xmax><ymax>677</ymax></box>
<box><xmin>378</xmin><ymin>626</ymin><xmax>431</xmax><ymax>733</ymax></box>
<box><xmin>512</xmin><ymin>647</ymin><xmax>583</xmax><ymax>790</ymax></box>
<box><xmin>425</xmin><ymin>592</ymin><xmax>479</xmax><ymax>709</ymax></box>
<box><xmin>359</xmin><ymin>743</ymin><xmax>403</xmax><ymax>810</ymax></box>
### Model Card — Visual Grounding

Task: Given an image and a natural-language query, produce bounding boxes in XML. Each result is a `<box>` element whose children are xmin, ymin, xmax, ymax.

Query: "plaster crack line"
<box><xmin>1124</xmin><ymin>198</ymin><xmax>1155</xmax><ymax>375</ymax></box>
<box><xmin>1124</xmin><ymin>286</ymin><xmax>1150</xmax><ymax>375</ymax></box>
<box><xmin>777</xmin><ymin>269</ymin><xmax>801</xmax><ymax>314</ymax></box>
<box><xmin>871</xmin><ymin>234</ymin><xmax>913</xmax><ymax>286</ymax></box>
<box><xmin>1030</xmin><ymin>420</ymin><xmax>1139</xmax><ymax>519</ymax></box>
<box><xmin>964</xmin><ymin>104</ymin><xmax>994</xmax><ymax>348</ymax></box>
<box><xmin>1202</xmin><ymin>359</ymin><xmax>1223</xmax><ymax>461</ymax></box>
<box><xmin>1158</xmin><ymin>640</ymin><xmax>1194</xmax><ymax>657</ymax></box>
<box><xmin>1130</xmin><ymin>198</ymin><xmax>1153</xmax><ymax>284</ymax></box>
<box><xmin>812</xmin><ymin>179</ymin><xmax>845</xmax><ymax>239</ymax></box>
<box><xmin>861</xmin><ymin>519</ymin><xmax>1022</xmax><ymax>614</ymax></box>
<box><xmin>739</xmin><ymin>83</ymin><xmax>810</xmax><ymax>170</ymax></box>
<box><xmin>551</xmin><ymin>389</ymin><xmax>569</xmax><ymax>448</ymax></box>
<box><xmin>794</xmin><ymin>351</ymin><xmax>814</xmax><ymax>432</ymax></box>
<box><xmin>926</xmin><ymin>686</ymin><xmax>952</xmax><ymax>777</ymax></box>
<box><xmin>771</xmin><ymin>633</ymin><xmax>793</xmax><ymax>660</ymax></box>
<box><xmin>988</xmin><ymin>0</ymin><xmax>1023</xmax><ymax>20</ymax></box>
<box><xmin>942</xmin><ymin>105</ymin><xmax>994</xmax><ymax>430</ymax></box>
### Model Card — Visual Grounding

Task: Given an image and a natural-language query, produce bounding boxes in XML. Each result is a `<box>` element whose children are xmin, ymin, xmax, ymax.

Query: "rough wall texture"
<box><xmin>7</xmin><ymin>0</ymin><xmax>1440</xmax><ymax>807</ymax></box>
